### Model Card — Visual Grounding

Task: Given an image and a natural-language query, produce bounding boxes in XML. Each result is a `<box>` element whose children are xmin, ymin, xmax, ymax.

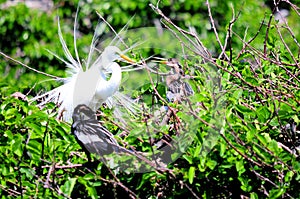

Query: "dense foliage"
<box><xmin>1</xmin><ymin>0</ymin><xmax>300</xmax><ymax>198</ymax></box>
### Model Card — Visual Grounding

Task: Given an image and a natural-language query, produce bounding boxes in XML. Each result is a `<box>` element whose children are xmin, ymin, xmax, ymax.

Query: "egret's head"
<box><xmin>101</xmin><ymin>46</ymin><xmax>135</xmax><ymax>70</ymax></box>
<box><xmin>102</xmin><ymin>46</ymin><xmax>121</xmax><ymax>64</ymax></box>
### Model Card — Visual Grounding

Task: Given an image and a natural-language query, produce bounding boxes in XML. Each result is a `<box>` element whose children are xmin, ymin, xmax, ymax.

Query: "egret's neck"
<box><xmin>95</xmin><ymin>62</ymin><xmax>122</xmax><ymax>102</ymax></box>
<box><xmin>107</xmin><ymin>62</ymin><xmax>122</xmax><ymax>93</ymax></box>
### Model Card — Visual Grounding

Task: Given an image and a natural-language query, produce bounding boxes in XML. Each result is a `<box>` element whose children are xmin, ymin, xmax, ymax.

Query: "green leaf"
<box><xmin>83</xmin><ymin>173</ymin><xmax>95</xmax><ymax>181</ymax></box>
<box><xmin>11</xmin><ymin>135</ymin><xmax>23</xmax><ymax>157</ymax></box>
<box><xmin>250</xmin><ymin>192</ymin><xmax>258</xmax><ymax>199</ymax></box>
<box><xmin>4</xmin><ymin>130</ymin><xmax>13</xmax><ymax>140</ymax></box>
<box><xmin>246</xmin><ymin>129</ymin><xmax>255</xmax><ymax>142</ymax></box>
<box><xmin>238</xmin><ymin>176</ymin><xmax>252</xmax><ymax>192</ymax></box>
<box><xmin>188</xmin><ymin>166</ymin><xmax>195</xmax><ymax>184</ymax></box>
<box><xmin>206</xmin><ymin>159</ymin><xmax>217</xmax><ymax>170</ymax></box>
<box><xmin>183</xmin><ymin>154</ymin><xmax>193</xmax><ymax>164</ymax></box>
<box><xmin>277</xmin><ymin>103</ymin><xmax>293</xmax><ymax>119</ymax></box>
<box><xmin>27</xmin><ymin>123</ymin><xmax>43</xmax><ymax>136</ymax></box>
<box><xmin>26</xmin><ymin>139</ymin><xmax>42</xmax><ymax>160</ymax></box>
<box><xmin>245</xmin><ymin>77</ymin><xmax>259</xmax><ymax>86</ymax></box>
<box><xmin>269</xmin><ymin>117</ymin><xmax>279</xmax><ymax>126</ymax></box>
<box><xmin>219</xmin><ymin>142</ymin><xmax>226</xmax><ymax>157</ymax></box>
<box><xmin>284</xmin><ymin>171</ymin><xmax>294</xmax><ymax>183</ymax></box>
<box><xmin>235</xmin><ymin>160</ymin><xmax>245</xmax><ymax>174</ymax></box>
<box><xmin>55</xmin><ymin>125</ymin><xmax>71</xmax><ymax>142</ymax></box>
<box><xmin>193</xmin><ymin>144</ymin><xmax>201</xmax><ymax>158</ymax></box>
<box><xmin>256</xmin><ymin>133</ymin><xmax>268</xmax><ymax>146</ymax></box>
<box><xmin>61</xmin><ymin>178</ymin><xmax>77</xmax><ymax>197</ymax></box>
<box><xmin>268</xmin><ymin>140</ymin><xmax>280</xmax><ymax>154</ymax></box>
<box><xmin>269</xmin><ymin>188</ymin><xmax>285</xmax><ymax>198</ymax></box>
<box><xmin>256</xmin><ymin>106</ymin><xmax>270</xmax><ymax>123</ymax></box>
<box><xmin>232</xmin><ymin>88</ymin><xmax>243</xmax><ymax>100</ymax></box>
<box><xmin>236</xmin><ymin>104</ymin><xmax>252</xmax><ymax>113</ymax></box>
<box><xmin>86</xmin><ymin>186</ymin><xmax>98</xmax><ymax>199</ymax></box>
<box><xmin>20</xmin><ymin>167</ymin><xmax>35</xmax><ymax>180</ymax></box>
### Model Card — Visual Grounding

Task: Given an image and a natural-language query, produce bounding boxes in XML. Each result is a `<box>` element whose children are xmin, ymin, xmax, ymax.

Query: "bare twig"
<box><xmin>220</xmin><ymin>3</ymin><xmax>242</xmax><ymax>61</ymax></box>
<box><xmin>0</xmin><ymin>51</ymin><xmax>59</xmax><ymax>79</ymax></box>
<box><xmin>206</xmin><ymin>0</ymin><xmax>229</xmax><ymax>61</ymax></box>
<box><xmin>0</xmin><ymin>184</ymin><xmax>21</xmax><ymax>197</ymax></box>
<box><xmin>149</xmin><ymin>3</ymin><xmax>211</xmax><ymax>61</ymax></box>
<box><xmin>251</xmin><ymin>168</ymin><xmax>293</xmax><ymax>198</ymax></box>
<box><xmin>237</xmin><ymin>15</ymin><xmax>266</xmax><ymax>59</ymax></box>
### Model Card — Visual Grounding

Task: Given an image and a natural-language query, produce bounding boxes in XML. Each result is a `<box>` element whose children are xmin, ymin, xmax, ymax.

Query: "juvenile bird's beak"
<box><xmin>151</xmin><ymin>57</ymin><xmax>167</xmax><ymax>65</ymax></box>
<box><xmin>151</xmin><ymin>58</ymin><xmax>175</xmax><ymax>66</ymax></box>
<box><xmin>160</xmin><ymin>60</ymin><xmax>168</xmax><ymax>65</ymax></box>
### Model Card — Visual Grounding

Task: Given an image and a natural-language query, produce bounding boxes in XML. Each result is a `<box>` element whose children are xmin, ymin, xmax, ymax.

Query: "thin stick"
<box><xmin>0</xmin><ymin>52</ymin><xmax>59</xmax><ymax>79</ymax></box>
<box><xmin>206</xmin><ymin>0</ymin><xmax>229</xmax><ymax>61</ymax></box>
<box><xmin>96</xmin><ymin>11</ymin><xmax>129</xmax><ymax>49</ymax></box>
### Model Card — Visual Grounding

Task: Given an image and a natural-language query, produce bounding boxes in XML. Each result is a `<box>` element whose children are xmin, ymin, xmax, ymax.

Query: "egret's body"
<box><xmin>73</xmin><ymin>48</ymin><xmax>123</xmax><ymax>110</ymax></box>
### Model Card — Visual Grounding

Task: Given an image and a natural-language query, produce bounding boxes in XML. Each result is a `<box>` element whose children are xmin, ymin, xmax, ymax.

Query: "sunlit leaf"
<box><xmin>188</xmin><ymin>166</ymin><xmax>195</xmax><ymax>184</ymax></box>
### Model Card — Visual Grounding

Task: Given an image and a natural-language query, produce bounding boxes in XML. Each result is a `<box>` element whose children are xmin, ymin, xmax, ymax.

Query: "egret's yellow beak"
<box><xmin>120</xmin><ymin>54</ymin><xmax>135</xmax><ymax>64</ymax></box>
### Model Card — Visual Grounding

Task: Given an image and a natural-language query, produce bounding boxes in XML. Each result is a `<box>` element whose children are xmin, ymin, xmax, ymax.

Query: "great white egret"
<box><xmin>31</xmin><ymin>15</ymin><xmax>140</xmax><ymax>122</ymax></box>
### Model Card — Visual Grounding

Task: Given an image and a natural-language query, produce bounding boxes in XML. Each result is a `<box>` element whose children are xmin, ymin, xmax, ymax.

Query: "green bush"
<box><xmin>0</xmin><ymin>0</ymin><xmax>300</xmax><ymax>198</ymax></box>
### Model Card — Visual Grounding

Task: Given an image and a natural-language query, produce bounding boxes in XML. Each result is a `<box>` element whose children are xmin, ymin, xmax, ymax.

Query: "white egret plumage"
<box><xmin>31</xmin><ymin>15</ymin><xmax>140</xmax><ymax>122</ymax></box>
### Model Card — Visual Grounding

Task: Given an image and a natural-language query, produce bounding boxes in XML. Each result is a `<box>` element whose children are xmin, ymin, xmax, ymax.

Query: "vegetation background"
<box><xmin>0</xmin><ymin>0</ymin><xmax>300</xmax><ymax>198</ymax></box>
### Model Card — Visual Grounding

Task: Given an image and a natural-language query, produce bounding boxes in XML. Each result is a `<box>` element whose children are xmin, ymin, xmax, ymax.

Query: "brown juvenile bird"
<box><xmin>164</xmin><ymin>58</ymin><xmax>194</xmax><ymax>103</ymax></box>
<box><xmin>153</xmin><ymin>59</ymin><xmax>194</xmax><ymax>150</ymax></box>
